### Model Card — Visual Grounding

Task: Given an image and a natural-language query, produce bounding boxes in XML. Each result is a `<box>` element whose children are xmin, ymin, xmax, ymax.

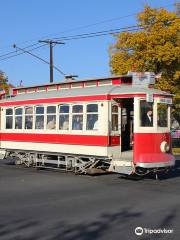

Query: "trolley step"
<box><xmin>109</xmin><ymin>160</ymin><xmax>134</xmax><ymax>175</ymax></box>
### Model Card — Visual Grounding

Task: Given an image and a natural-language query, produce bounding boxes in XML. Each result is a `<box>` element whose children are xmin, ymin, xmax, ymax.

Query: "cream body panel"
<box><xmin>0</xmin><ymin>141</ymin><xmax>108</xmax><ymax>157</ymax></box>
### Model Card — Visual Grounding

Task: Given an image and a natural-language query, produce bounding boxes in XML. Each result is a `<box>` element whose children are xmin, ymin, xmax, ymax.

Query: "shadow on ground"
<box><xmin>0</xmin><ymin>207</ymin><xmax>178</xmax><ymax>240</ymax></box>
<box><xmin>0</xmin><ymin>209</ymin><xmax>142</xmax><ymax>240</ymax></box>
<box><xmin>154</xmin><ymin>157</ymin><xmax>180</xmax><ymax>181</ymax></box>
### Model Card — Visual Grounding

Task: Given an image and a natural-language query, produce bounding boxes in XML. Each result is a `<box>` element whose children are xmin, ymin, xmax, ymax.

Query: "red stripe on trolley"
<box><xmin>0</xmin><ymin>95</ymin><xmax>108</xmax><ymax>106</ymax></box>
<box><xmin>0</xmin><ymin>93</ymin><xmax>171</xmax><ymax>107</ymax></box>
<box><xmin>0</xmin><ymin>133</ymin><xmax>110</xmax><ymax>146</ymax></box>
<box><xmin>0</xmin><ymin>93</ymin><xmax>161</xmax><ymax>107</ymax></box>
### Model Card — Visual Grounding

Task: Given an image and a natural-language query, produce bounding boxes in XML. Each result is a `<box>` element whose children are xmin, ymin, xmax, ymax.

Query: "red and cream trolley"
<box><xmin>0</xmin><ymin>72</ymin><xmax>175</xmax><ymax>176</ymax></box>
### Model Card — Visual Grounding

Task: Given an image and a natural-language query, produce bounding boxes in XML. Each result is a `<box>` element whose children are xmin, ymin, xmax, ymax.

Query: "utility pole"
<box><xmin>39</xmin><ymin>40</ymin><xmax>64</xmax><ymax>83</ymax></box>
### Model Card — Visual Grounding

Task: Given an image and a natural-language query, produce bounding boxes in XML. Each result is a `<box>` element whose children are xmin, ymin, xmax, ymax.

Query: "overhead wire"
<box><xmin>0</xmin><ymin>2</ymin><xmax>175</xmax><ymax>52</ymax></box>
<box><xmin>0</xmin><ymin>13</ymin><xmax>137</xmax><ymax>52</ymax></box>
<box><xmin>14</xmin><ymin>44</ymin><xmax>66</xmax><ymax>76</ymax></box>
<box><xmin>0</xmin><ymin>2</ymin><xmax>176</xmax><ymax>78</ymax></box>
<box><xmin>32</xmin><ymin>2</ymin><xmax>175</xmax><ymax>42</ymax></box>
<box><xmin>0</xmin><ymin>43</ymin><xmax>40</xmax><ymax>59</ymax></box>
<box><xmin>0</xmin><ymin>13</ymin><xmax>179</xmax><ymax>63</ymax></box>
<box><xmin>0</xmin><ymin>43</ymin><xmax>48</xmax><ymax>62</ymax></box>
<box><xmin>53</xmin><ymin>25</ymin><xmax>144</xmax><ymax>41</ymax></box>
<box><xmin>0</xmin><ymin>25</ymin><xmax>143</xmax><ymax>63</ymax></box>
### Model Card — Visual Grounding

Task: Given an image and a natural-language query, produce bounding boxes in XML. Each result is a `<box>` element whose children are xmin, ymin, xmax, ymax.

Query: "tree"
<box><xmin>109</xmin><ymin>5</ymin><xmax>180</xmax><ymax>121</ymax></box>
<box><xmin>0</xmin><ymin>70</ymin><xmax>9</xmax><ymax>93</ymax></box>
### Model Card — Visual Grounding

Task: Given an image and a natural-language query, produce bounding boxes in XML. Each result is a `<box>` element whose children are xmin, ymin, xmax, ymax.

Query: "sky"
<box><xmin>0</xmin><ymin>0</ymin><xmax>176</xmax><ymax>87</ymax></box>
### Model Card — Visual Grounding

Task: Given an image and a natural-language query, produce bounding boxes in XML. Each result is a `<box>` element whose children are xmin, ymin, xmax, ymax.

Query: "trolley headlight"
<box><xmin>160</xmin><ymin>141</ymin><xmax>170</xmax><ymax>153</ymax></box>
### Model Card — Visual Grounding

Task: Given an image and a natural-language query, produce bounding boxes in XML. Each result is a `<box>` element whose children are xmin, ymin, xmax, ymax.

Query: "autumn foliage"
<box><xmin>110</xmin><ymin>6</ymin><xmax>180</xmax><ymax>119</ymax></box>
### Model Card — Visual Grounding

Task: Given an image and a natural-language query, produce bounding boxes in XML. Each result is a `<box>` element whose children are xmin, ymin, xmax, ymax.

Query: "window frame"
<box><xmin>46</xmin><ymin>105</ymin><xmax>57</xmax><ymax>130</ymax></box>
<box><xmin>139</xmin><ymin>99</ymin><xmax>154</xmax><ymax>128</ymax></box>
<box><xmin>14</xmin><ymin>107</ymin><xmax>23</xmax><ymax>129</ymax></box>
<box><xmin>5</xmin><ymin>107</ymin><xmax>14</xmax><ymax>130</ymax></box>
<box><xmin>58</xmin><ymin>104</ymin><xmax>70</xmax><ymax>131</ymax></box>
<box><xmin>72</xmin><ymin>104</ymin><xmax>84</xmax><ymax>131</ymax></box>
<box><xmin>137</xmin><ymin>98</ymin><xmax>171</xmax><ymax>131</ymax></box>
<box><xmin>111</xmin><ymin>103</ymin><xmax>119</xmax><ymax>133</ymax></box>
<box><xmin>24</xmin><ymin>106</ymin><xmax>34</xmax><ymax>130</ymax></box>
<box><xmin>156</xmin><ymin>99</ymin><xmax>171</xmax><ymax>130</ymax></box>
<box><xmin>35</xmin><ymin>105</ymin><xmax>45</xmax><ymax>130</ymax></box>
<box><xmin>157</xmin><ymin>103</ymin><xmax>168</xmax><ymax>128</ymax></box>
<box><xmin>86</xmin><ymin>103</ymin><xmax>99</xmax><ymax>131</ymax></box>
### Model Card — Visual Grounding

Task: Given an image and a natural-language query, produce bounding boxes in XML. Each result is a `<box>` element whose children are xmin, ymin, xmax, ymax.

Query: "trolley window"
<box><xmin>86</xmin><ymin>104</ymin><xmax>98</xmax><ymax>130</ymax></box>
<box><xmin>15</xmin><ymin>108</ymin><xmax>22</xmax><ymax>115</ymax></box>
<box><xmin>15</xmin><ymin>107</ymin><xmax>23</xmax><ymax>129</ymax></box>
<box><xmin>140</xmin><ymin>100</ymin><xmax>153</xmax><ymax>127</ymax></box>
<box><xmin>157</xmin><ymin>103</ymin><xmax>168</xmax><ymax>127</ymax></box>
<box><xmin>112</xmin><ymin>105</ymin><xmax>119</xmax><ymax>131</ymax></box>
<box><xmin>25</xmin><ymin>106</ymin><xmax>33</xmax><ymax>114</ymax></box>
<box><xmin>6</xmin><ymin>108</ymin><xmax>13</xmax><ymax>115</ymax></box>
<box><xmin>121</xmin><ymin>108</ymin><xmax>127</xmax><ymax>132</ymax></box>
<box><xmin>25</xmin><ymin>106</ymin><xmax>33</xmax><ymax>129</ymax></box>
<box><xmin>35</xmin><ymin>106</ymin><xmax>44</xmax><ymax>129</ymax></box>
<box><xmin>72</xmin><ymin>105</ymin><xmax>83</xmax><ymax>113</ymax></box>
<box><xmin>59</xmin><ymin>104</ymin><xmax>69</xmax><ymax>130</ymax></box>
<box><xmin>47</xmin><ymin>106</ymin><xmax>56</xmax><ymax>130</ymax></box>
<box><xmin>72</xmin><ymin>105</ymin><xmax>83</xmax><ymax>130</ymax></box>
<box><xmin>5</xmin><ymin>108</ymin><xmax>13</xmax><ymax>129</ymax></box>
<box><xmin>36</xmin><ymin>106</ymin><xmax>44</xmax><ymax>114</ymax></box>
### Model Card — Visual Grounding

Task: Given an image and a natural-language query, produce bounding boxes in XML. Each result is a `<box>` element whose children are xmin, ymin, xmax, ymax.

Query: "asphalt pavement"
<box><xmin>0</xmin><ymin>156</ymin><xmax>180</xmax><ymax>240</ymax></box>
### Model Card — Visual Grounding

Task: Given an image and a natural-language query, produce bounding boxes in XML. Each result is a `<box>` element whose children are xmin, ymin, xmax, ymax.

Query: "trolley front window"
<box><xmin>157</xmin><ymin>103</ymin><xmax>168</xmax><ymax>127</ymax></box>
<box><xmin>140</xmin><ymin>100</ymin><xmax>153</xmax><ymax>127</ymax></box>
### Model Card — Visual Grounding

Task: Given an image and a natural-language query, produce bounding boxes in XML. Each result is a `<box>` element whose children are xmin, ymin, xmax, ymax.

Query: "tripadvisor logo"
<box><xmin>135</xmin><ymin>226</ymin><xmax>174</xmax><ymax>236</ymax></box>
<box><xmin>135</xmin><ymin>227</ymin><xmax>143</xmax><ymax>236</ymax></box>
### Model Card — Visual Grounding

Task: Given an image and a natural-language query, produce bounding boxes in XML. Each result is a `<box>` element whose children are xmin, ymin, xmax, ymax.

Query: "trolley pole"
<box><xmin>39</xmin><ymin>40</ymin><xmax>65</xmax><ymax>83</ymax></box>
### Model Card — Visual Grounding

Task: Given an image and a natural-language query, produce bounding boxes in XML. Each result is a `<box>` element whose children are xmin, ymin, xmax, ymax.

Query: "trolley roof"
<box><xmin>13</xmin><ymin>75</ymin><xmax>128</xmax><ymax>90</ymax></box>
<box><xmin>1</xmin><ymin>84</ymin><xmax>172</xmax><ymax>104</ymax></box>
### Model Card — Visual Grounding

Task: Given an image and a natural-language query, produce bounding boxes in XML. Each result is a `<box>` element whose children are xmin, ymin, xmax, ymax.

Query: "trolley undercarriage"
<box><xmin>5</xmin><ymin>149</ymin><xmax>111</xmax><ymax>175</ymax></box>
<box><xmin>3</xmin><ymin>149</ymin><xmax>174</xmax><ymax>178</ymax></box>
